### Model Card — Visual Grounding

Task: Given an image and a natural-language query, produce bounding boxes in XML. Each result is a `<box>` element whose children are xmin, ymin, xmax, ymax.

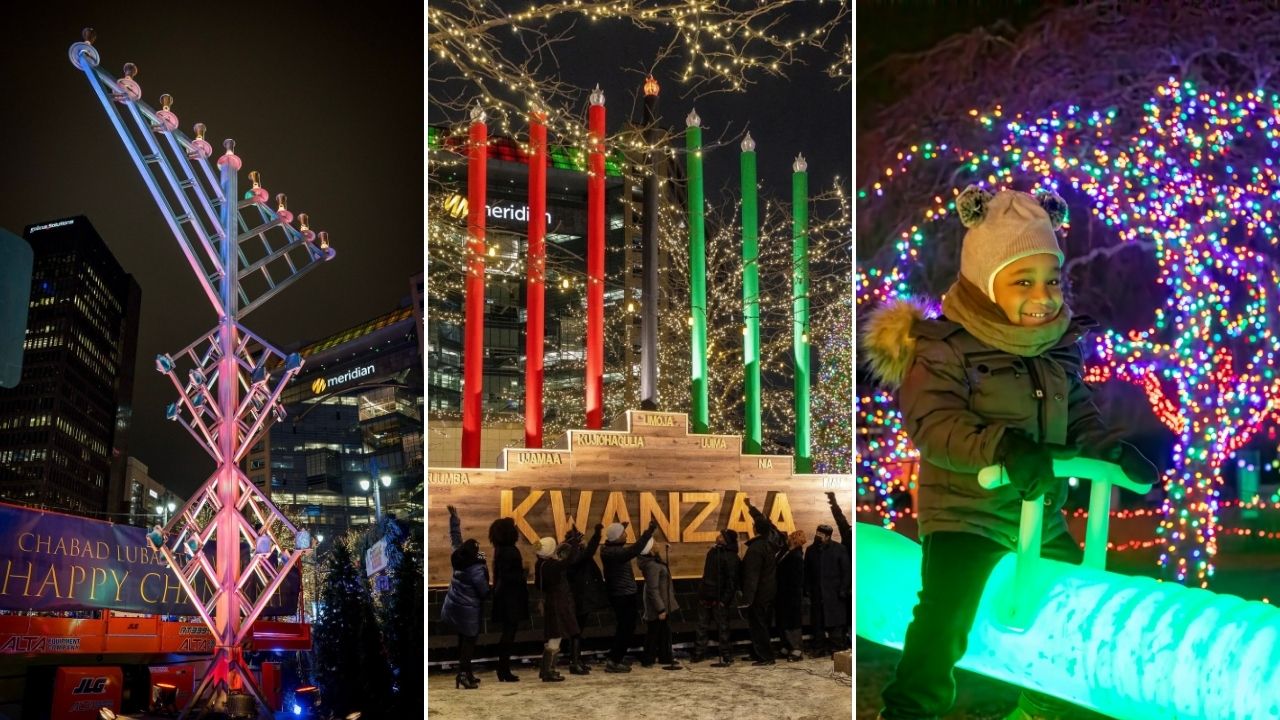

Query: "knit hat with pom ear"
<box><xmin>957</xmin><ymin>186</ymin><xmax>1067</xmax><ymax>301</ymax></box>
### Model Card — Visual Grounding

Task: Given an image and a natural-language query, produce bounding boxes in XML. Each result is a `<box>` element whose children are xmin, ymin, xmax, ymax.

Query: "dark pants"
<box><xmin>457</xmin><ymin>633</ymin><xmax>476</xmax><ymax>674</ymax></box>
<box><xmin>777</xmin><ymin>600</ymin><xmax>803</xmax><ymax>655</ymax></box>
<box><xmin>642</xmin><ymin>617</ymin><xmax>673</xmax><ymax>664</ymax></box>
<box><xmin>608</xmin><ymin>594</ymin><xmax>638</xmax><ymax>663</ymax></box>
<box><xmin>809</xmin><ymin>597</ymin><xmax>830</xmax><ymax>651</ymax></box>
<box><xmin>881</xmin><ymin>530</ymin><xmax>1083</xmax><ymax>719</ymax></box>
<box><xmin>825</xmin><ymin>623</ymin><xmax>850</xmax><ymax>651</ymax></box>
<box><xmin>694</xmin><ymin>600</ymin><xmax>731</xmax><ymax>658</ymax></box>
<box><xmin>747</xmin><ymin>601</ymin><xmax>774</xmax><ymax>661</ymax></box>
<box><xmin>496</xmin><ymin>622</ymin><xmax>517</xmax><ymax>675</ymax></box>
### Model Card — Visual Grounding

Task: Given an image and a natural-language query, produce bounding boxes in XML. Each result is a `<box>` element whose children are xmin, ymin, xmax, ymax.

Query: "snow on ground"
<box><xmin>428</xmin><ymin>656</ymin><xmax>851</xmax><ymax>720</ymax></box>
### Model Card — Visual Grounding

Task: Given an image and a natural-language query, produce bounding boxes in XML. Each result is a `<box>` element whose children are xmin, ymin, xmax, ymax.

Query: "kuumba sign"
<box><xmin>499</xmin><ymin>489</ymin><xmax>795</xmax><ymax>545</ymax></box>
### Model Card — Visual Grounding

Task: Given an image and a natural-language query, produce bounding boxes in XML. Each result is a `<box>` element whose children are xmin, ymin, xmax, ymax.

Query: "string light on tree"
<box><xmin>857</xmin><ymin>78</ymin><xmax>1280</xmax><ymax>587</ymax></box>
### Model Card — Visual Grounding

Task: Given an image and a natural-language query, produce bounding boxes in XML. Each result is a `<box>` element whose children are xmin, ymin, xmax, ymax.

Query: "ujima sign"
<box><xmin>0</xmin><ymin>503</ymin><xmax>299</xmax><ymax>615</ymax></box>
<box><xmin>311</xmin><ymin>363</ymin><xmax>376</xmax><ymax>395</ymax></box>
<box><xmin>426</xmin><ymin>411</ymin><xmax>853</xmax><ymax>585</ymax></box>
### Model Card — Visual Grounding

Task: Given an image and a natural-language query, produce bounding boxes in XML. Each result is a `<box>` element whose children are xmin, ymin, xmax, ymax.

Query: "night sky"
<box><xmin>428</xmin><ymin>2</ymin><xmax>852</xmax><ymax>208</ymax></box>
<box><xmin>1</xmin><ymin>2</ymin><xmax>421</xmax><ymax>498</ymax></box>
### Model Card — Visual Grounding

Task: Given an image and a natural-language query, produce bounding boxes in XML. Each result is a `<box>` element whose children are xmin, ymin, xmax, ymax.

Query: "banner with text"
<box><xmin>0</xmin><ymin>503</ymin><xmax>300</xmax><ymax>616</ymax></box>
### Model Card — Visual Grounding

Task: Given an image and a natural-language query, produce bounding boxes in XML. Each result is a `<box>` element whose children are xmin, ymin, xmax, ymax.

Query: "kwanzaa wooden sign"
<box><xmin>426</xmin><ymin>410</ymin><xmax>852</xmax><ymax>586</ymax></box>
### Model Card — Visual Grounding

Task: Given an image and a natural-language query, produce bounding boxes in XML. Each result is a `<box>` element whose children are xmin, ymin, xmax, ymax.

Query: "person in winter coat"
<box><xmin>776</xmin><ymin>530</ymin><xmax>806</xmax><ymax>661</ymax></box>
<box><xmin>740</xmin><ymin>498</ymin><xmax>782</xmax><ymax>665</ymax></box>
<box><xmin>563</xmin><ymin>522</ymin><xmax>606</xmax><ymax>674</ymax></box>
<box><xmin>488</xmin><ymin>517</ymin><xmax>529</xmax><ymax>682</ymax></box>
<box><xmin>441</xmin><ymin>506</ymin><xmax>488</xmax><ymax>689</ymax></box>
<box><xmin>863</xmin><ymin>187</ymin><xmax>1159</xmax><ymax>720</ymax></box>
<box><xmin>599</xmin><ymin>518</ymin><xmax>660</xmax><ymax>673</ymax></box>
<box><xmin>691</xmin><ymin>528</ymin><xmax>740</xmax><ymax>665</ymax></box>
<box><xmin>815</xmin><ymin>524</ymin><xmax>851</xmax><ymax>651</ymax></box>
<box><xmin>533</xmin><ymin>537</ymin><xmax>578</xmax><ymax>682</ymax></box>
<box><xmin>822</xmin><ymin>492</ymin><xmax>853</xmax><ymax>651</ymax></box>
<box><xmin>827</xmin><ymin>491</ymin><xmax>852</xmax><ymax>554</ymax></box>
<box><xmin>804</xmin><ymin>523</ymin><xmax>832</xmax><ymax>656</ymax></box>
<box><xmin>636</xmin><ymin>538</ymin><xmax>679</xmax><ymax>667</ymax></box>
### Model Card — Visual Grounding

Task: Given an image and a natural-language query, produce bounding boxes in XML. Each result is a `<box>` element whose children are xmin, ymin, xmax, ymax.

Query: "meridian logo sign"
<box><xmin>441</xmin><ymin>194</ymin><xmax>553</xmax><ymax>225</ymax></box>
<box><xmin>311</xmin><ymin>364</ymin><xmax>376</xmax><ymax>395</ymax></box>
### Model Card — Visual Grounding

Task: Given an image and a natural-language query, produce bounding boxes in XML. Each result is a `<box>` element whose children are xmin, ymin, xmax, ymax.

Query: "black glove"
<box><xmin>647</xmin><ymin>518</ymin><xmax>660</xmax><ymax>533</ymax></box>
<box><xmin>999</xmin><ymin>429</ymin><xmax>1058</xmax><ymax>501</ymax></box>
<box><xmin>1114</xmin><ymin>442</ymin><xmax>1160</xmax><ymax>488</ymax></box>
<box><xmin>594</xmin><ymin>523</ymin><xmax>604</xmax><ymax>533</ymax></box>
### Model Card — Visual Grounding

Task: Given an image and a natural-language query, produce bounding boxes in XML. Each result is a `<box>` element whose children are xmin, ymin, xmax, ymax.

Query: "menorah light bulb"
<box><xmin>741</xmin><ymin>132</ymin><xmax>756</xmax><ymax>152</ymax></box>
<box><xmin>218</xmin><ymin>138</ymin><xmax>242</xmax><ymax>170</ymax></box>
<box><xmin>686</xmin><ymin>108</ymin><xmax>700</xmax><ymax>128</ymax></box>
<box><xmin>298</xmin><ymin>213</ymin><xmax>310</xmax><ymax>232</ymax></box>
<box><xmin>643</xmin><ymin>75</ymin><xmax>660</xmax><ymax>97</ymax></box>
<box><xmin>793</xmin><ymin>154</ymin><xmax>808</xmax><ymax>173</ymax></box>
<box><xmin>154</xmin><ymin>93</ymin><xmax>179</xmax><ymax>131</ymax></box>
<box><xmin>318</xmin><ymin>231</ymin><xmax>330</xmax><ymax>250</ymax></box>
<box><xmin>590</xmin><ymin>84</ymin><xmax>605</xmax><ymax>106</ymax></box>
<box><xmin>82</xmin><ymin>27</ymin><xmax>96</xmax><ymax>45</ymax></box>
<box><xmin>470</xmin><ymin>102</ymin><xmax>486</xmax><ymax>124</ymax></box>
<box><xmin>115</xmin><ymin>62</ymin><xmax>141</xmax><ymax>101</ymax></box>
<box><xmin>246</xmin><ymin>171</ymin><xmax>268</xmax><ymax>203</ymax></box>
<box><xmin>189</xmin><ymin>123</ymin><xmax>213</xmax><ymax>158</ymax></box>
<box><xmin>276</xmin><ymin>193</ymin><xmax>293</xmax><ymax>223</ymax></box>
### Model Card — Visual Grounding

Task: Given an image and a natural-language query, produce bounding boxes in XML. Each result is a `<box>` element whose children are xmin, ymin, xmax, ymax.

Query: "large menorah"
<box><xmin>70</xmin><ymin>29</ymin><xmax>333</xmax><ymax>718</ymax></box>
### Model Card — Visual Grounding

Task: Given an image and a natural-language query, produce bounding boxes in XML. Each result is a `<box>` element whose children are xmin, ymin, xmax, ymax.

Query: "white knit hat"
<box><xmin>605</xmin><ymin>523</ymin><xmax>626</xmax><ymax>542</ymax></box>
<box><xmin>536</xmin><ymin>537</ymin><xmax>557</xmax><ymax>558</ymax></box>
<box><xmin>957</xmin><ymin>186</ymin><xmax>1066</xmax><ymax>301</ymax></box>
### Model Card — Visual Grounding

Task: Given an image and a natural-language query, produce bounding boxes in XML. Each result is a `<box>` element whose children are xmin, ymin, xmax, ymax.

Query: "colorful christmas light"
<box><xmin>858</xmin><ymin>79</ymin><xmax>1280</xmax><ymax>586</ymax></box>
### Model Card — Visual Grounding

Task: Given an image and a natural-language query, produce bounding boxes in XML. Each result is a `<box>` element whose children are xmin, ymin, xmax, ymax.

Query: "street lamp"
<box><xmin>358</xmin><ymin>474</ymin><xmax>393</xmax><ymax>522</ymax></box>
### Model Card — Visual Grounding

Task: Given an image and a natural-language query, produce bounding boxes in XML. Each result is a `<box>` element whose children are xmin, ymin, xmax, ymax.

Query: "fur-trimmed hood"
<box><xmin>860</xmin><ymin>297</ymin><xmax>933</xmax><ymax>388</ymax></box>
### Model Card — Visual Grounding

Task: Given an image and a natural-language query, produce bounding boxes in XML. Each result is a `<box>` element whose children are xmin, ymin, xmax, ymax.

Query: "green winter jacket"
<box><xmin>864</xmin><ymin>299</ymin><xmax>1111</xmax><ymax>549</ymax></box>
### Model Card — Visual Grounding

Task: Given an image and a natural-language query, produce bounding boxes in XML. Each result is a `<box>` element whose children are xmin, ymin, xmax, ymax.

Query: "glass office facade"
<box><xmin>0</xmin><ymin>216</ymin><xmax>141</xmax><ymax>517</ymax></box>
<box><xmin>242</xmin><ymin>303</ymin><xmax>423</xmax><ymax>541</ymax></box>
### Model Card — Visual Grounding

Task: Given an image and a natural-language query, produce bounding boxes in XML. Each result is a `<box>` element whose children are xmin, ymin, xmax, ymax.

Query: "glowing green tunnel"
<box><xmin>856</xmin><ymin>522</ymin><xmax>1280</xmax><ymax>720</ymax></box>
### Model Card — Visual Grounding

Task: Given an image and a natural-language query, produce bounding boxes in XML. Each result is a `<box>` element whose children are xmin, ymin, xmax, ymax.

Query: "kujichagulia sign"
<box><xmin>0</xmin><ymin>503</ymin><xmax>299</xmax><ymax>615</ymax></box>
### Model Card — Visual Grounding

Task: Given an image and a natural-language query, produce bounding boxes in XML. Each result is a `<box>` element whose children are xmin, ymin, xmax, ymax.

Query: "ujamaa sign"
<box><xmin>427</xmin><ymin>411</ymin><xmax>852</xmax><ymax>585</ymax></box>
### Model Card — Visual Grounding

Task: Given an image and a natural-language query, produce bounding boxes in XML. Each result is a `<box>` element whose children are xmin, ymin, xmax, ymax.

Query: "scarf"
<box><xmin>940</xmin><ymin>275</ymin><xmax>1072</xmax><ymax>357</ymax></box>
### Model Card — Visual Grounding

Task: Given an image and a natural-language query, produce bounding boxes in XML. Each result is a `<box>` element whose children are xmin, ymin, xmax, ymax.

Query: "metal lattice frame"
<box><xmin>69</xmin><ymin>29</ymin><xmax>334</xmax><ymax>718</ymax></box>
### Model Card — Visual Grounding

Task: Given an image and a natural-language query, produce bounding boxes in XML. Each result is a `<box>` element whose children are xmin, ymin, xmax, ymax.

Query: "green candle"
<box><xmin>740</xmin><ymin>133</ymin><xmax>761</xmax><ymax>454</ymax></box>
<box><xmin>792</xmin><ymin>154</ymin><xmax>811</xmax><ymax>473</ymax></box>
<box><xmin>687</xmin><ymin>109</ymin><xmax>709</xmax><ymax>434</ymax></box>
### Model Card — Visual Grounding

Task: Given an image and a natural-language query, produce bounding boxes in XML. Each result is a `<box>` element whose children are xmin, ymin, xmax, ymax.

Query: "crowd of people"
<box><xmin>440</xmin><ymin>492</ymin><xmax>852</xmax><ymax>689</ymax></box>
